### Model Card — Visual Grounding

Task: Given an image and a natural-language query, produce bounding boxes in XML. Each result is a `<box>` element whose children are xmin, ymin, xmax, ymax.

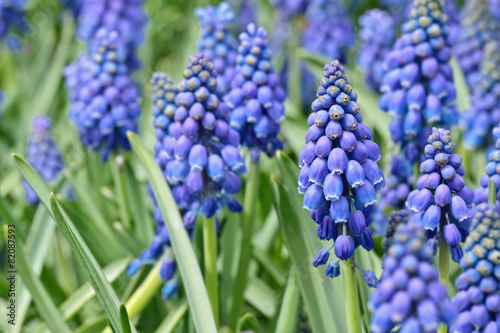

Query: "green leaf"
<box><xmin>120</xmin><ymin>303</ymin><xmax>133</xmax><ymax>333</ymax></box>
<box><xmin>49</xmin><ymin>194</ymin><xmax>124</xmax><ymax>333</ymax></box>
<box><xmin>236</xmin><ymin>313</ymin><xmax>260</xmax><ymax>333</ymax></box>
<box><xmin>489</xmin><ymin>179</ymin><xmax>497</xmax><ymax>205</ymax></box>
<box><xmin>15</xmin><ymin>239</ymin><xmax>72</xmax><ymax>333</ymax></box>
<box><xmin>244</xmin><ymin>276</ymin><xmax>277</xmax><ymax>318</ymax></box>
<box><xmin>127</xmin><ymin>132</ymin><xmax>217</xmax><ymax>333</ymax></box>
<box><xmin>155</xmin><ymin>300</ymin><xmax>188</xmax><ymax>333</ymax></box>
<box><xmin>275</xmin><ymin>272</ymin><xmax>300</xmax><ymax>333</ymax></box>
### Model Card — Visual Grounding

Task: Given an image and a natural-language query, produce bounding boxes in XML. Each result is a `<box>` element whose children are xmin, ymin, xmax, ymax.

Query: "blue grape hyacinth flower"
<box><xmin>357</xmin><ymin>9</ymin><xmax>396</xmax><ymax>91</ymax></box>
<box><xmin>299</xmin><ymin>60</ymin><xmax>385</xmax><ymax>272</ymax></box>
<box><xmin>270</xmin><ymin>0</ymin><xmax>308</xmax><ymax>16</ymax></box>
<box><xmin>462</xmin><ymin>41</ymin><xmax>500</xmax><ymax>150</ymax></box>
<box><xmin>230</xmin><ymin>0</ymin><xmax>257</xmax><ymax>33</ymax></box>
<box><xmin>473</xmin><ymin>126</ymin><xmax>500</xmax><ymax>213</ymax></box>
<box><xmin>450</xmin><ymin>203</ymin><xmax>500</xmax><ymax>332</ymax></box>
<box><xmin>150</xmin><ymin>72</ymin><xmax>179</xmax><ymax>143</ymax></box>
<box><xmin>406</xmin><ymin>128</ymin><xmax>473</xmax><ymax>262</ymax></box>
<box><xmin>23</xmin><ymin>116</ymin><xmax>65</xmax><ymax>205</ymax></box>
<box><xmin>226</xmin><ymin>23</ymin><xmax>286</xmax><ymax>163</ymax></box>
<box><xmin>0</xmin><ymin>0</ymin><xmax>28</xmax><ymax>49</ymax></box>
<box><xmin>490</xmin><ymin>0</ymin><xmax>500</xmax><ymax>19</ymax></box>
<box><xmin>195</xmin><ymin>2</ymin><xmax>238</xmax><ymax>93</ymax></box>
<box><xmin>63</xmin><ymin>28</ymin><xmax>141</xmax><ymax>161</ymax></box>
<box><xmin>382</xmin><ymin>209</ymin><xmax>410</xmax><ymax>251</ymax></box>
<box><xmin>369</xmin><ymin>218</ymin><xmax>457</xmax><ymax>332</ymax></box>
<box><xmin>302</xmin><ymin>0</ymin><xmax>354</xmax><ymax>64</ymax></box>
<box><xmin>455</xmin><ymin>0</ymin><xmax>500</xmax><ymax>90</ymax></box>
<box><xmin>77</xmin><ymin>0</ymin><xmax>148</xmax><ymax>70</ymax></box>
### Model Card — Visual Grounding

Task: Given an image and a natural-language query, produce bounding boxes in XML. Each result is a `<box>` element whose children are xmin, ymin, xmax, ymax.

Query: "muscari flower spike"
<box><xmin>450</xmin><ymin>203</ymin><xmax>500</xmax><ymax>332</ymax></box>
<box><xmin>301</xmin><ymin>0</ymin><xmax>354</xmax><ymax>64</ymax></box>
<box><xmin>383</xmin><ymin>209</ymin><xmax>410</xmax><ymax>251</ymax></box>
<box><xmin>195</xmin><ymin>2</ymin><xmax>238</xmax><ymax>93</ymax></box>
<box><xmin>63</xmin><ymin>28</ymin><xmax>141</xmax><ymax>162</ymax></box>
<box><xmin>77</xmin><ymin>0</ymin><xmax>148</xmax><ymax>70</ymax></box>
<box><xmin>357</xmin><ymin>9</ymin><xmax>396</xmax><ymax>91</ymax></box>
<box><xmin>225</xmin><ymin>23</ymin><xmax>285</xmax><ymax>163</ymax></box>
<box><xmin>0</xmin><ymin>0</ymin><xmax>28</xmax><ymax>49</ymax></box>
<box><xmin>369</xmin><ymin>217</ymin><xmax>457</xmax><ymax>332</ymax></box>
<box><xmin>299</xmin><ymin>60</ymin><xmax>385</xmax><ymax>275</ymax></box>
<box><xmin>454</xmin><ymin>0</ymin><xmax>500</xmax><ymax>90</ymax></box>
<box><xmin>462</xmin><ymin>41</ymin><xmax>500</xmax><ymax>150</ymax></box>
<box><xmin>406</xmin><ymin>128</ymin><xmax>473</xmax><ymax>262</ymax></box>
<box><xmin>473</xmin><ymin>126</ymin><xmax>500</xmax><ymax>213</ymax></box>
<box><xmin>23</xmin><ymin>116</ymin><xmax>65</xmax><ymax>205</ymax></box>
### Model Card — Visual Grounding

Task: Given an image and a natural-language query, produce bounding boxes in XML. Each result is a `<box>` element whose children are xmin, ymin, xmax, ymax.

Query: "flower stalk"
<box><xmin>203</xmin><ymin>215</ymin><xmax>219</xmax><ymax>327</ymax></box>
<box><xmin>341</xmin><ymin>258</ymin><xmax>361</xmax><ymax>333</ymax></box>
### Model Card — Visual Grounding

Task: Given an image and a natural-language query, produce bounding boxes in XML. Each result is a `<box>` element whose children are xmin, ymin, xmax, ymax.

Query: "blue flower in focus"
<box><xmin>226</xmin><ymin>23</ymin><xmax>286</xmax><ymax>163</ymax></box>
<box><xmin>357</xmin><ymin>9</ymin><xmax>396</xmax><ymax>91</ymax></box>
<box><xmin>195</xmin><ymin>2</ymin><xmax>238</xmax><ymax>93</ymax></box>
<box><xmin>0</xmin><ymin>0</ymin><xmax>28</xmax><ymax>49</ymax></box>
<box><xmin>369</xmin><ymin>217</ymin><xmax>457</xmax><ymax>332</ymax></box>
<box><xmin>23</xmin><ymin>116</ymin><xmax>65</xmax><ymax>205</ymax></box>
<box><xmin>77</xmin><ymin>0</ymin><xmax>148</xmax><ymax>70</ymax></box>
<box><xmin>406</xmin><ymin>128</ymin><xmax>473</xmax><ymax>262</ymax></box>
<box><xmin>302</xmin><ymin>0</ymin><xmax>354</xmax><ymax>64</ymax></box>
<box><xmin>299</xmin><ymin>60</ymin><xmax>385</xmax><ymax>270</ymax></box>
<box><xmin>455</xmin><ymin>0</ymin><xmax>500</xmax><ymax>90</ymax></box>
<box><xmin>450</xmin><ymin>203</ymin><xmax>500</xmax><ymax>333</ymax></box>
<box><xmin>462</xmin><ymin>41</ymin><xmax>500</xmax><ymax>150</ymax></box>
<box><xmin>63</xmin><ymin>29</ymin><xmax>141</xmax><ymax>161</ymax></box>
<box><xmin>473</xmin><ymin>126</ymin><xmax>500</xmax><ymax>213</ymax></box>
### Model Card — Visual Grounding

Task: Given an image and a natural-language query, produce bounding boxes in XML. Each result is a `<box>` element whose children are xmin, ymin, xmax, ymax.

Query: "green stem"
<box><xmin>228</xmin><ymin>162</ymin><xmax>260</xmax><ymax>329</ymax></box>
<box><xmin>341</xmin><ymin>258</ymin><xmax>361</xmax><ymax>333</ymax></box>
<box><xmin>110</xmin><ymin>154</ymin><xmax>131</xmax><ymax>230</ymax></box>
<box><xmin>203</xmin><ymin>215</ymin><xmax>219</xmax><ymax>327</ymax></box>
<box><xmin>439</xmin><ymin>237</ymin><xmax>450</xmax><ymax>287</ymax></box>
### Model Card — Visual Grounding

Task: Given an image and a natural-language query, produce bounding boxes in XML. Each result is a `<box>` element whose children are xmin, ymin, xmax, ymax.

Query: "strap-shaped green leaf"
<box><xmin>126</xmin><ymin>132</ymin><xmax>217</xmax><ymax>333</ymax></box>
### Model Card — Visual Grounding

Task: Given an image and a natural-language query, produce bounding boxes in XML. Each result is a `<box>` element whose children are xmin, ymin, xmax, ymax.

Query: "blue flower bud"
<box><xmin>313</xmin><ymin>248</ymin><xmax>330</xmax><ymax>267</ymax></box>
<box><xmin>443</xmin><ymin>223</ymin><xmax>461</xmax><ymax>247</ymax></box>
<box><xmin>323</xmin><ymin>173</ymin><xmax>343</xmax><ymax>201</ymax></box>
<box><xmin>339</xmin><ymin>130</ymin><xmax>357</xmax><ymax>152</ymax></box>
<box><xmin>348</xmin><ymin>210</ymin><xmax>366</xmax><ymax>236</ymax></box>
<box><xmin>308</xmin><ymin>157</ymin><xmax>329</xmax><ymax>185</ymax></box>
<box><xmin>207</xmin><ymin>154</ymin><xmax>225</xmax><ymax>181</ymax></box>
<box><xmin>303</xmin><ymin>184</ymin><xmax>324</xmax><ymax>211</ymax></box>
<box><xmin>409</xmin><ymin>189</ymin><xmax>432</xmax><ymax>212</ymax></box>
<box><xmin>434</xmin><ymin>184</ymin><xmax>451</xmax><ymax>207</ymax></box>
<box><xmin>315</xmin><ymin>136</ymin><xmax>333</xmax><ymax>159</ymax></box>
<box><xmin>451</xmin><ymin>196</ymin><xmax>469</xmax><ymax>222</ymax></box>
<box><xmin>326</xmin><ymin>260</ymin><xmax>341</xmax><ymax>278</ymax></box>
<box><xmin>186</xmin><ymin>171</ymin><xmax>204</xmax><ymax>196</ymax></box>
<box><xmin>363</xmin><ymin>270</ymin><xmax>379</xmax><ymax>288</ymax></box>
<box><xmin>334</xmin><ymin>235</ymin><xmax>355</xmax><ymax>260</ymax></box>
<box><xmin>161</xmin><ymin>281</ymin><xmax>179</xmax><ymax>300</ymax></box>
<box><xmin>362</xmin><ymin>159</ymin><xmax>384</xmax><ymax>185</ymax></box>
<box><xmin>422</xmin><ymin>205</ymin><xmax>441</xmax><ymax>230</ymax></box>
<box><xmin>345</xmin><ymin>160</ymin><xmax>365</xmax><ymax>188</ymax></box>
<box><xmin>160</xmin><ymin>258</ymin><xmax>176</xmax><ymax>282</ymax></box>
<box><xmin>327</xmin><ymin>148</ymin><xmax>348</xmax><ymax>174</ymax></box>
<box><xmin>127</xmin><ymin>259</ymin><xmax>143</xmax><ymax>276</ymax></box>
<box><xmin>330</xmin><ymin>196</ymin><xmax>350</xmax><ymax>223</ymax></box>
<box><xmin>356</xmin><ymin>181</ymin><xmax>377</xmax><ymax>207</ymax></box>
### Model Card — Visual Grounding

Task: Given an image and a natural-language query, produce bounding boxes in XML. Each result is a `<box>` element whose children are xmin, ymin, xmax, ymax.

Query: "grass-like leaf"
<box><xmin>155</xmin><ymin>300</ymin><xmax>188</xmax><ymax>333</ymax></box>
<box><xmin>127</xmin><ymin>132</ymin><xmax>217</xmax><ymax>333</ymax></box>
<box><xmin>120</xmin><ymin>303</ymin><xmax>133</xmax><ymax>333</ymax></box>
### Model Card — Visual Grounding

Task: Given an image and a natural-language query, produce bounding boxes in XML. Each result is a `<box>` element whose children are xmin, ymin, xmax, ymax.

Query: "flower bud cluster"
<box><xmin>23</xmin><ymin>116</ymin><xmax>65</xmax><ymax>205</ymax></box>
<box><xmin>226</xmin><ymin>24</ymin><xmax>285</xmax><ymax>163</ymax></box>
<box><xmin>450</xmin><ymin>203</ymin><xmax>500</xmax><ymax>332</ymax></box>
<box><xmin>64</xmin><ymin>29</ymin><xmax>141</xmax><ymax>161</ymax></box>
<box><xmin>299</xmin><ymin>60</ymin><xmax>385</xmax><ymax>268</ymax></box>
<box><xmin>406</xmin><ymin>128</ymin><xmax>473</xmax><ymax>262</ymax></box>
<box><xmin>455</xmin><ymin>0</ymin><xmax>500</xmax><ymax>90</ymax></box>
<box><xmin>195</xmin><ymin>2</ymin><xmax>238</xmax><ymax>93</ymax></box>
<box><xmin>301</xmin><ymin>0</ymin><xmax>354</xmax><ymax>64</ymax></box>
<box><xmin>370</xmin><ymin>218</ymin><xmax>457</xmax><ymax>332</ymax></box>
<box><xmin>382</xmin><ymin>209</ymin><xmax>409</xmax><ymax>251</ymax></box>
<box><xmin>357</xmin><ymin>9</ymin><xmax>396</xmax><ymax>91</ymax></box>
<box><xmin>77</xmin><ymin>0</ymin><xmax>148</xmax><ymax>70</ymax></box>
<box><xmin>462</xmin><ymin>41</ymin><xmax>500</xmax><ymax>150</ymax></box>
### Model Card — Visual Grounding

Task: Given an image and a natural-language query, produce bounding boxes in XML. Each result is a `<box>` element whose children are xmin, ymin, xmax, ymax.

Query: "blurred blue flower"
<box><xmin>270</xmin><ymin>0</ymin><xmax>308</xmax><ymax>16</ymax></box>
<box><xmin>406</xmin><ymin>128</ymin><xmax>473</xmax><ymax>262</ymax></box>
<box><xmin>369</xmin><ymin>217</ymin><xmax>457</xmax><ymax>332</ymax></box>
<box><xmin>77</xmin><ymin>0</ymin><xmax>148</xmax><ymax>70</ymax></box>
<box><xmin>226</xmin><ymin>23</ymin><xmax>285</xmax><ymax>163</ymax></box>
<box><xmin>0</xmin><ymin>0</ymin><xmax>28</xmax><ymax>49</ymax></box>
<box><xmin>23</xmin><ymin>116</ymin><xmax>65</xmax><ymax>205</ymax></box>
<box><xmin>195</xmin><ymin>2</ymin><xmax>238</xmax><ymax>93</ymax></box>
<box><xmin>490</xmin><ymin>0</ymin><xmax>500</xmax><ymax>19</ymax></box>
<box><xmin>450</xmin><ymin>203</ymin><xmax>500</xmax><ymax>333</ymax></box>
<box><xmin>60</xmin><ymin>0</ymin><xmax>83</xmax><ymax>19</ymax></box>
<box><xmin>63</xmin><ymin>29</ymin><xmax>141</xmax><ymax>161</ymax></box>
<box><xmin>455</xmin><ymin>0</ymin><xmax>500</xmax><ymax>90</ymax></box>
<box><xmin>230</xmin><ymin>0</ymin><xmax>257</xmax><ymax>33</ymax></box>
<box><xmin>382</xmin><ymin>209</ymin><xmax>409</xmax><ymax>250</ymax></box>
<box><xmin>357</xmin><ymin>9</ymin><xmax>396</xmax><ymax>91</ymax></box>
<box><xmin>299</xmin><ymin>60</ymin><xmax>385</xmax><ymax>270</ymax></box>
<box><xmin>462</xmin><ymin>41</ymin><xmax>500</xmax><ymax>150</ymax></box>
<box><xmin>302</xmin><ymin>0</ymin><xmax>354</xmax><ymax>64</ymax></box>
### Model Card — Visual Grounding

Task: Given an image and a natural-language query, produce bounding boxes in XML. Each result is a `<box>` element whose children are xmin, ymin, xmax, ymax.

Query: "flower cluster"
<box><xmin>225</xmin><ymin>24</ymin><xmax>285</xmax><ymax>163</ymax></box>
<box><xmin>63</xmin><ymin>29</ymin><xmax>141</xmax><ymax>161</ymax></box>
<box><xmin>301</xmin><ymin>0</ymin><xmax>354</xmax><ymax>64</ymax></box>
<box><xmin>379</xmin><ymin>0</ymin><xmax>459</xmax><ymax>143</ymax></box>
<box><xmin>382</xmin><ymin>209</ymin><xmax>409</xmax><ymax>251</ymax></box>
<box><xmin>195</xmin><ymin>2</ymin><xmax>238</xmax><ymax>93</ymax></box>
<box><xmin>23</xmin><ymin>116</ymin><xmax>65</xmax><ymax>205</ymax></box>
<box><xmin>299</xmin><ymin>60</ymin><xmax>385</xmax><ymax>267</ymax></box>
<box><xmin>150</xmin><ymin>72</ymin><xmax>179</xmax><ymax>143</ymax></box>
<box><xmin>369</xmin><ymin>218</ymin><xmax>457</xmax><ymax>332</ymax></box>
<box><xmin>450</xmin><ymin>203</ymin><xmax>500</xmax><ymax>332</ymax></box>
<box><xmin>454</xmin><ymin>0</ymin><xmax>500</xmax><ymax>90</ymax></box>
<box><xmin>357</xmin><ymin>9</ymin><xmax>396</xmax><ymax>91</ymax></box>
<box><xmin>473</xmin><ymin>126</ymin><xmax>500</xmax><ymax>212</ymax></box>
<box><xmin>0</xmin><ymin>0</ymin><xmax>28</xmax><ymax>49</ymax></box>
<box><xmin>77</xmin><ymin>0</ymin><xmax>148</xmax><ymax>70</ymax></box>
<box><xmin>462</xmin><ymin>41</ymin><xmax>500</xmax><ymax>150</ymax></box>
<box><xmin>406</xmin><ymin>128</ymin><xmax>473</xmax><ymax>262</ymax></box>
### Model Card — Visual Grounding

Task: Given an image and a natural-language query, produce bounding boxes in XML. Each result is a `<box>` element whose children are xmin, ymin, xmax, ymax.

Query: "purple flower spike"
<box><xmin>370</xmin><ymin>218</ymin><xmax>456</xmax><ymax>332</ymax></box>
<box><xmin>299</xmin><ymin>60</ymin><xmax>384</xmax><ymax>275</ymax></box>
<box><xmin>451</xmin><ymin>204</ymin><xmax>500</xmax><ymax>332</ymax></box>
